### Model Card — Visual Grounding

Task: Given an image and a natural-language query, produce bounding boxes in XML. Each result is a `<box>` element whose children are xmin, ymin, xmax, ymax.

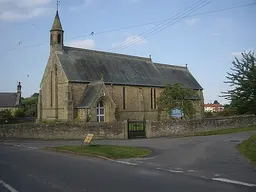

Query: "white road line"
<box><xmin>168</xmin><ymin>170</ymin><xmax>183</xmax><ymax>173</ymax></box>
<box><xmin>13</xmin><ymin>145</ymin><xmax>21</xmax><ymax>147</ymax></box>
<box><xmin>27</xmin><ymin>147</ymin><xmax>39</xmax><ymax>150</ymax></box>
<box><xmin>0</xmin><ymin>179</ymin><xmax>19</xmax><ymax>192</ymax></box>
<box><xmin>115</xmin><ymin>161</ymin><xmax>138</xmax><ymax>166</ymax></box>
<box><xmin>156</xmin><ymin>168</ymin><xmax>183</xmax><ymax>173</ymax></box>
<box><xmin>212</xmin><ymin>178</ymin><xmax>256</xmax><ymax>187</ymax></box>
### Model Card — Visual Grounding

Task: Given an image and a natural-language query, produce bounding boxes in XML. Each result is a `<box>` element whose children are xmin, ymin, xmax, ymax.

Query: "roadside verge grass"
<box><xmin>237</xmin><ymin>134</ymin><xmax>256</xmax><ymax>165</ymax></box>
<box><xmin>192</xmin><ymin>126</ymin><xmax>256</xmax><ymax>137</ymax></box>
<box><xmin>45</xmin><ymin>145</ymin><xmax>151</xmax><ymax>160</ymax></box>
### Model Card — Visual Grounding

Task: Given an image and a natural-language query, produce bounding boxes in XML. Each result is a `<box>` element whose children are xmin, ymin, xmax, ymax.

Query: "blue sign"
<box><xmin>170</xmin><ymin>108</ymin><xmax>184</xmax><ymax>118</ymax></box>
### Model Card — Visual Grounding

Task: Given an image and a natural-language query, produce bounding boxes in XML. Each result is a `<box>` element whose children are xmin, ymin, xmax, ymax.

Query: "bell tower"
<box><xmin>50</xmin><ymin>1</ymin><xmax>64</xmax><ymax>50</ymax></box>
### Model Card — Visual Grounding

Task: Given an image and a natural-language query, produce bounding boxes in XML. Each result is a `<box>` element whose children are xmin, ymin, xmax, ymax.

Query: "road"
<box><xmin>1</xmin><ymin>131</ymin><xmax>256</xmax><ymax>191</ymax></box>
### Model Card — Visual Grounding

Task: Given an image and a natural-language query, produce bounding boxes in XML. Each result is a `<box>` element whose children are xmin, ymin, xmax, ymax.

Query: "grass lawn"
<box><xmin>192</xmin><ymin>126</ymin><xmax>256</xmax><ymax>137</ymax></box>
<box><xmin>237</xmin><ymin>134</ymin><xmax>256</xmax><ymax>165</ymax></box>
<box><xmin>45</xmin><ymin>145</ymin><xmax>151</xmax><ymax>160</ymax></box>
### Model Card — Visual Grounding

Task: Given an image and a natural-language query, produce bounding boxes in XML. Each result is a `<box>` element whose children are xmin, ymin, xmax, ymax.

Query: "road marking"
<box><xmin>156</xmin><ymin>167</ymin><xmax>183</xmax><ymax>173</ymax></box>
<box><xmin>168</xmin><ymin>169</ymin><xmax>183</xmax><ymax>173</ymax></box>
<box><xmin>0</xmin><ymin>179</ymin><xmax>19</xmax><ymax>192</ymax></box>
<box><xmin>13</xmin><ymin>145</ymin><xmax>21</xmax><ymax>147</ymax></box>
<box><xmin>115</xmin><ymin>161</ymin><xmax>138</xmax><ymax>166</ymax></box>
<box><xmin>212</xmin><ymin>178</ymin><xmax>256</xmax><ymax>187</ymax></box>
<box><xmin>27</xmin><ymin>147</ymin><xmax>39</xmax><ymax>150</ymax></box>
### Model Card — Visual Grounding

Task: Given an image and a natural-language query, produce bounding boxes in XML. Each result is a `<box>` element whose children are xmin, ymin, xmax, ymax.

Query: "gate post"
<box><xmin>124</xmin><ymin>120</ymin><xmax>128</xmax><ymax>139</ymax></box>
<box><xmin>145</xmin><ymin>120</ymin><xmax>152</xmax><ymax>138</ymax></box>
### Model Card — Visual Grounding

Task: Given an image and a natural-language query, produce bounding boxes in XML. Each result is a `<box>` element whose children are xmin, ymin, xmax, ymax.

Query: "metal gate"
<box><xmin>128</xmin><ymin>120</ymin><xmax>146</xmax><ymax>139</ymax></box>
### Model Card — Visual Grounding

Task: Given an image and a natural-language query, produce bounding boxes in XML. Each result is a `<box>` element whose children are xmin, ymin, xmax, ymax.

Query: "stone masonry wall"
<box><xmin>147</xmin><ymin>115</ymin><xmax>256</xmax><ymax>138</ymax></box>
<box><xmin>0</xmin><ymin>121</ymin><xmax>127</xmax><ymax>140</ymax></box>
<box><xmin>1</xmin><ymin>115</ymin><xmax>253</xmax><ymax>140</ymax></box>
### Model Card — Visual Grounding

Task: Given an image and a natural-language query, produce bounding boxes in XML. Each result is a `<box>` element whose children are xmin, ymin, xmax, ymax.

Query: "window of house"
<box><xmin>151</xmin><ymin>88</ymin><xmax>157</xmax><ymax>109</ymax></box>
<box><xmin>154</xmin><ymin>88</ymin><xmax>156</xmax><ymax>109</ymax></box>
<box><xmin>50</xmin><ymin>34</ymin><xmax>53</xmax><ymax>45</ymax></box>
<box><xmin>57</xmin><ymin>34</ymin><xmax>61</xmax><ymax>44</ymax></box>
<box><xmin>151</xmin><ymin>88</ymin><xmax>153</xmax><ymax>109</ymax></box>
<box><xmin>96</xmin><ymin>101</ymin><xmax>104</xmax><ymax>122</ymax></box>
<box><xmin>123</xmin><ymin>86</ymin><xmax>126</xmax><ymax>109</ymax></box>
<box><xmin>50</xmin><ymin>71</ymin><xmax>53</xmax><ymax>107</ymax></box>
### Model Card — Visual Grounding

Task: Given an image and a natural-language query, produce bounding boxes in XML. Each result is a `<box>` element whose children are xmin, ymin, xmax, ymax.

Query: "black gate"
<box><xmin>128</xmin><ymin>119</ymin><xmax>146</xmax><ymax>139</ymax></box>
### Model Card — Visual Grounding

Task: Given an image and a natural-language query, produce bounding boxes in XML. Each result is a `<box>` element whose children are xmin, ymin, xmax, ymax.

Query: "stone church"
<box><xmin>37</xmin><ymin>10</ymin><xmax>204</xmax><ymax>123</ymax></box>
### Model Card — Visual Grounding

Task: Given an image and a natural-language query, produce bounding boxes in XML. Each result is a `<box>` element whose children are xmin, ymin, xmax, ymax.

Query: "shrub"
<box><xmin>204</xmin><ymin>111</ymin><xmax>214</xmax><ymax>118</ymax></box>
<box><xmin>0</xmin><ymin>109</ymin><xmax>14</xmax><ymax>124</ymax></box>
<box><xmin>14</xmin><ymin>108</ymin><xmax>25</xmax><ymax>118</ymax></box>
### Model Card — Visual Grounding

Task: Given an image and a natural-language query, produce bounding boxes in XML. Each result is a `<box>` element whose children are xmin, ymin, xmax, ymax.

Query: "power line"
<box><xmin>111</xmin><ymin>1</ymin><xmax>256</xmax><ymax>52</ymax></box>
<box><xmin>5</xmin><ymin>2</ymin><xmax>256</xmax><ymax>52</ymax></box>
<box><xmin>109</xmin><ymin>0</ymin><xmax>211</xmax><ymax>52</ymax></box>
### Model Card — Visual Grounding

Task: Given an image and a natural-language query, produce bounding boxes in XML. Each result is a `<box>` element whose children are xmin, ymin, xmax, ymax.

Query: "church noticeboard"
<box><xmin>170</xmin><ymin>108</ymin><xmax>184</xmax><ymax>119</ymax></box>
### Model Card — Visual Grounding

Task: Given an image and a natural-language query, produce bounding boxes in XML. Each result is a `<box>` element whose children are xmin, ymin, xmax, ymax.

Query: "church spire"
<box><xmin>50</xmin><ymin>10</ymin><xmax>63</xmax><ymax>32</ymax></box>
<box><xmin>50</xmin><ymin>1</ymin><xmax>64</xmax><ymax>48</ymax></box>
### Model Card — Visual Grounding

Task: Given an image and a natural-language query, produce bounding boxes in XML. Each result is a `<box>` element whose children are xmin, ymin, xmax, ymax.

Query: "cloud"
<box><xmin>0</xmin><ymin>0</ymin><xmax>53</xmax><ymax>22</ymax></box>
<box><xmin>66</xmin><ymin>39</ymin><xmax>96</xmax><ymax>49</ymax></box>
<box><xmin>185</xmin><ymin>18</ymin><xmax>200</xmax><ymax>26</ymax></box>
<box><xmin>69</xmin><ymin>0</ymin><xmax>94</xmax><ymax>11</ymax></box>
<box><xmin>112</xmin><ymin>35</ymin><xmax>147</xmax><ymax>47</ymax></box>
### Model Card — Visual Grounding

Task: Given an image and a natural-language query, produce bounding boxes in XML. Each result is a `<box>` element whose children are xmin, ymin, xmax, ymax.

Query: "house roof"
<box><xmin>0</xmin><ymin>93</ymin><xmax>19</xmax><ymax>108</ymax></box>
<box><xmin>56</xmin><ymin>46</ymin><xmax>203</xmax><ymax>89</ymax></box>
<box><xmin>77</xmin><ymin>81</ymin><xmax>104</xmax><ymax>108</ymax></box>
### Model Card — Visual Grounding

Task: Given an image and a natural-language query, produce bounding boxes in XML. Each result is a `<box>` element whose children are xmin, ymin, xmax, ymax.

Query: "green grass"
<box><xmin>45</xmin><ymin>145</ymin><xmax>151</xmax><ymax>159</ymax></box>
<box><xmin>237</xmin><ymin>134</ymin><xmax>256</xmax><ymax>165</ymax></box>
<box><xmin>192</xmin><ymin>126</ymin><xmax>256</xmax><ymax>137</ymax></box>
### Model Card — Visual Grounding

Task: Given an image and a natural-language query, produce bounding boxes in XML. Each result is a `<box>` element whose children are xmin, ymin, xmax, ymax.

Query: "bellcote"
<box><xmin>50</xmin><ymin>10</ymin><xmax>64</xmax><ymax>47</ymax></box>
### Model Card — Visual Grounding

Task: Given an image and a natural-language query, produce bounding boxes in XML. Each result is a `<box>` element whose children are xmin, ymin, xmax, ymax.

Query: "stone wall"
<box><xmin>1</xmin><ymin>115</ymin><xmax>255</xmax><ymax>140</ymax></box>
<box><xmin>147</xmin><ymin>115</ymin><xmax>256</xmax><ymax>138</ymax></box>
<box><xmin>0</xmin><ymin>121</ymin><xmax>127</xmax><ymax>140</ymax></box>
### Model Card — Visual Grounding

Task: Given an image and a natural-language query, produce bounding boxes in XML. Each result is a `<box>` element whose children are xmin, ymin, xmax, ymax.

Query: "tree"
<box><xmin>213</xmin><ymin>100</ymin><xmax>220</xmax><ymax>104</ymax></box>
<box><xmin>157</xmin><ymin>83</ymin><xmax>197</xmax><ymax>120</ymax></box>
<box><xmin>222</xmin><ymin>51</ymin><xmax>256</xmax><ymax>115</ymax></box>
<box><xmin>20</xmin><ymin>93</ymin><xmax>39</xmax><ymax>117</ymax></box>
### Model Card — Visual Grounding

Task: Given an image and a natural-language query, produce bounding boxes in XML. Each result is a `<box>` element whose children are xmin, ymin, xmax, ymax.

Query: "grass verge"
<box><xmin>45</xmin><ymin>145</ymin><xmax>151</xmax><ymax>160</ymax></box>
<box><xmin>170</xmin><ymin>126</ymin><xmax>256</xmax><ymax>139</ymax></box>
<box><xmin>192</xmin><ymin>126</ymin><xmax>256</xmax><ymax>137</ymax></box>
<box><xmin>237</xmin><ymin>134</ymin><xmax>256</xmax><ymax>165</ymax></box>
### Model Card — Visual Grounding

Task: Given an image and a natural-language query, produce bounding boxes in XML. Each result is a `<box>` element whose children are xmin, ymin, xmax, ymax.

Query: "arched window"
<box><xmin>96</xmin><ymin>101</ymin><xmax>104</xmax><ymax>122</ymax></box>
<box><xmin>57</xmin><ymin>33</ymin><xmax>61</xmax><ymax>44</ymax></box>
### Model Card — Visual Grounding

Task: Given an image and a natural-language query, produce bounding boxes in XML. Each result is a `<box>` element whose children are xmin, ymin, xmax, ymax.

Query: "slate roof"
<box><xmin>0</xmin><ymin>93</ymin><xmax>19</xmax><ymax>108</ymax></box>
<box><xmin>56</xmin><ymin>46</ymin><xmax>203</xmax><ymax>90</ymax></box>
<box><xmin>77</xmin><ymin>81</ymin><xmax>104</xmax><ymax>108</ymax></box>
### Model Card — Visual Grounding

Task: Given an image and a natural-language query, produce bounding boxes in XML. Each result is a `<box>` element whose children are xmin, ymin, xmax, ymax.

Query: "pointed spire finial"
<box><xmin>57</xmin><ymin>0</ymin><xmax>60</xmax><ymax>11</ymax></box>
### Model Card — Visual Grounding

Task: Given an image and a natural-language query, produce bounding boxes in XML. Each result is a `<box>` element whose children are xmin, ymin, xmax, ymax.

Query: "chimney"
<box><xmin>16</xmin><ymin>82</ymin><xmax>22</xmax><ymax>106</ymax></box>
<box><xmin>17</xmin><ymin>82</ymin><xmax>22</xmax><ymax>93</ymax></box>
<box><xmin>185</xmin><ymin>64</ymin><xmax>188</xmax><ymax>69</ymax></box>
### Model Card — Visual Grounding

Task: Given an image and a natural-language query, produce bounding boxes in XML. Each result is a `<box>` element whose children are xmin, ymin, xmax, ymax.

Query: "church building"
<box><xmin>37</xmin><ymin>10</ymin><xmax>204</xmax><ymax>123</ymax></box>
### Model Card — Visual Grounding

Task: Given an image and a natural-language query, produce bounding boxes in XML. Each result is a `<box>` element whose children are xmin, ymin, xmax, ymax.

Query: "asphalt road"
<box><xmin>1</xmin><ymin>143</ymin><xmax>255</xmax><ymax>192</ymax></box>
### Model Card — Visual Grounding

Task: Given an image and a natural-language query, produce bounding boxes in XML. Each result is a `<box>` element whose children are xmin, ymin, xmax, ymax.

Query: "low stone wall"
<box><xmin>147</xmin><ymin>115</ymin><xmax>256</xmax><ymax>138</ymax></box>
<box><xmin>0</xmin><ymin>121</ymin><xmax>127</xmax><ymax>140</ymax></box>
<box><xmin>1</xmin><ymin>115</ymin><xmax>255</xmax><ymax>140</ymax></box>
